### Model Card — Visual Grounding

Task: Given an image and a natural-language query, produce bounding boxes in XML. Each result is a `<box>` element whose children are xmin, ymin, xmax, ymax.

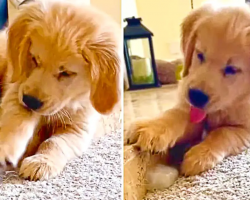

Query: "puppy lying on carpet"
<box><xmin>125</xmin><ymin>2</ymin><xmax>250</xmax><ymax>189</ymax></box>
<box><xmin>0</xmin><ymin>0</ymin><xmax>121</xmax><ymax>180</ymax></box>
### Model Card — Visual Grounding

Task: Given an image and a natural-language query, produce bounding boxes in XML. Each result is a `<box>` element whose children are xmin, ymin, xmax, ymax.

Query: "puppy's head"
<box><xmin>180</xmin><ymin>4</ymin><xmax>250</xmax><ymax>113</ymax></box>
<box><xmin>7</xmin><ymin>1</ymin><xmax>121</xmax><ymax>115</ymax></box>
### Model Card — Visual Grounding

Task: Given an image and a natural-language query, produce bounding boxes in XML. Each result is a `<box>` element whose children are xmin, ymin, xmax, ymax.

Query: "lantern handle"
<box><xmin>124</xmin><ymin>17</ymin><xmax>142</xmax><ymax>26</ymax></box>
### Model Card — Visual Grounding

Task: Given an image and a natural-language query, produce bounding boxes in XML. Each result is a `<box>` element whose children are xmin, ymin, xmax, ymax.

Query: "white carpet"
<box><xmin>145</xmin><ymin>149</ymin><xmax>250</xmax><ymax>200</ymax></box>
<box><xmin>0</xmin><ymin>113</ymin><xmax>122</xmax><ymax>200</ymax></box>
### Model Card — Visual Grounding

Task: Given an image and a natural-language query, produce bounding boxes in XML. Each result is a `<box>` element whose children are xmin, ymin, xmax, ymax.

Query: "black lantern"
<box><xmin>124</xmin><ymin>17</ymin><xmax>161</xmax><ymax>90</ymax></box>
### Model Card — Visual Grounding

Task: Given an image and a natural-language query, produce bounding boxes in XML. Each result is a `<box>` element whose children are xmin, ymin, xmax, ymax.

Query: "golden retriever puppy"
<box><xmin>0</xmin><ymin>0</ymin><xmax>121</xmax><ymax>181</ymax></box>
<box><xmin>125</xmin><ymin>3</ymin><xmax>250</xmax><ymax>176</ymax></box>
<box><xmin>0</xmin><ymin>31</ymin><xmax>6</xmax><ymax>88</ymax></box>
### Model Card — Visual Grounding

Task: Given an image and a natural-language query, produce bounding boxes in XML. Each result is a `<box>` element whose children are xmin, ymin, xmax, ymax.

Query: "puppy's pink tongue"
<box><xmin>190</xmin><ymin>106</ymin><xmax>206</xmax><ymax>123</ymax></box>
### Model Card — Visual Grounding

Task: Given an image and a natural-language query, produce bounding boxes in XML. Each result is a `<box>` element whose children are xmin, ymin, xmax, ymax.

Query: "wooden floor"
<box><xmin>124</xmin><ymin>84</ymin><xmax>178</xmax><ymax>131</ymax></box>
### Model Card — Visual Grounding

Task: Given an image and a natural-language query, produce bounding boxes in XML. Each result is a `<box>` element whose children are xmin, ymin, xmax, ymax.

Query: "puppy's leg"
<box><xmin>0</xmin><ymin>84</ymin><xmax>40</xmax><ymax>166</ymax></box>
<box><xmin>181</xmin><ymin>126</ymin><xmax>250</xmax><ymax>176</ymax></box>
<box><xmin>125</xmin><ymin>107</ymin><xmax>201</xmax><ymax>153</ymax></box>
<box><xmin>19</xmin><ymin>125</ymin><xmax>94</xmax><ymax>181</ymax></box>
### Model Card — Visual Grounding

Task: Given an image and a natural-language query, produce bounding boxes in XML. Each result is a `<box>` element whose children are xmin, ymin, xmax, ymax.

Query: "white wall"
<box><xmin>122</xmin><ymin>0</ymin><xmax>145</xmax><ymax>58</ymax></box>
<box><xmin>91</xmin><ymin>0</ymin><xmax>121</xmax><ymax>25</ymax></box>
<box><xmin>193</xmin><ymin>0</ymin><xmax>245</xmax><ymax>7</ymax></box>
<box><xmin>134</xmin><ymin>0</ymin><xmax>246</xmax><ymax>61</ymax></box>
<box><xmin>135</xmin><ymin>0</ymin><xmax>191</xmax><ymax>61</ymax></box>
<box><xmin>122</xmin><ymin>0</ymin><xmax>138</xmax><ymax>27</ymax></box>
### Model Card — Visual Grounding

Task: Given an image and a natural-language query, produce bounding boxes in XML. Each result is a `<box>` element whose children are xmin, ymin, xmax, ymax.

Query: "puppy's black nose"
<box><xmin>188</xmin><ymin>88</ymin><xmax>209</xmax><ymax>109</ymax></box>
<box><xmin>22</xmin><ymin>95</ymin><xmax>43</xmax><ymax>110</ymax></box>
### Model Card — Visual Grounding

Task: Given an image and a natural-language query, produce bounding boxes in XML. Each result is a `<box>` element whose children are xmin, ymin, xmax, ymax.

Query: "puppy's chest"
<box><xmin>35</xmin><ymin>115</ymin><xmax>73</xmax><ymax>138</ymax></box>
<box><xmin>206</xmin><ymin>111</ymin><xmax>241</xmax><ymax>131</ymax></box>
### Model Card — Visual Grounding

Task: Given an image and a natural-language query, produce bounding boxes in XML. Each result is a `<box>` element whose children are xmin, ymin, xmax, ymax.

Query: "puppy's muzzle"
<box><xmin>188</xmin><ymin>88</ymin><xmax>209</xmax><ymax>109</ymax></box>
<box><xmin>22</xmin><ymin>94</ymin><xmax>43</xmax><ymax>110</ymax></box>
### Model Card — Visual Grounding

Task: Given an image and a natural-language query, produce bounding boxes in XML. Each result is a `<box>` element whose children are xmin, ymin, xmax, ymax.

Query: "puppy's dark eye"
<box><xmin>60</xmin><ymin>71</ymin><xmax>70</xmax><ymax>77</ymax></box>
<box><xmin>32</xmin><ymin>56</ymin><xmax>38</xmax><ymax>66</ymax></box>
<box><xmin>57</xmin><ymin>71</ymin><xmax>76</xmax><ymax>80</ymax></box>
<box><xmin>223</xmin><ymin>66</ymin><xmax>240</xmax><ymax>76</ymax></box>
<box><xmin>197</xmin><ymin>53</ymin><xmax>205</xmax><ymax>63</ymax></box>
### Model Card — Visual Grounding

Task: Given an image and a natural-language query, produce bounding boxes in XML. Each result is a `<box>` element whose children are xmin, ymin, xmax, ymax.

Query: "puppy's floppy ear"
<box><xmin>7</xmin><ymin>3</ymin><xmax>43</xmax><ymax>82</ymax></box>
<box><xmin>181</xmin><ymin>6</ymin><xmax>213</xmax><ymax>77</ymax></box>
<box><xmin>242</xmin><ymin>25</ymin><xmax>250</xmax><ymax>54</ymax></box>
<box><xmin>83</xmin><ymin>30</ymin><xmax>121</xmax><ymax>115</ymax></box>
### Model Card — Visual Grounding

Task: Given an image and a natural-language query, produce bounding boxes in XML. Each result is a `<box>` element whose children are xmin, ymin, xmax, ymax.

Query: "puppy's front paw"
<box><xmin>181</xmin><ymin>144</ymin><xmax>223</xmax><ymax>176</ymax></box>
<box><xmin>125</xmin><ymin>119</ymin><xmax>176</xmax><ymax>153</ymax></box>
<box><xmin>19</xmin><ymin>154</ymin><xmax>64</xmax><ymax>181</ymax></box>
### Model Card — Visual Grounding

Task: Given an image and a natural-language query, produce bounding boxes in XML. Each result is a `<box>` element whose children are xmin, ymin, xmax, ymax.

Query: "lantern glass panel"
<box><xmin>126</xmin><ymin>38</ymin><xmax>155</xmax><ymax>85</ymax></box>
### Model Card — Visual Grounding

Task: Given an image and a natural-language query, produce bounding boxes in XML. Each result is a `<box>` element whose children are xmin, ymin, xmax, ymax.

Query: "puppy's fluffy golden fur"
<box><xmin>0</xmin><ymin>1</ymin><xmax>121</xmax><ymax>180</ymax></box>
<box><xmin>126</xmin><ymin>3</ymin><xmax>250</xmax><ymax>176</ymax></box>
